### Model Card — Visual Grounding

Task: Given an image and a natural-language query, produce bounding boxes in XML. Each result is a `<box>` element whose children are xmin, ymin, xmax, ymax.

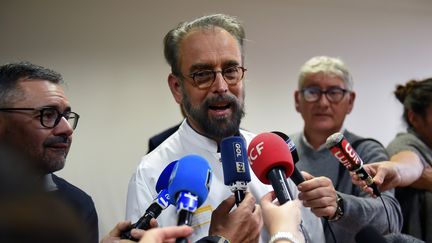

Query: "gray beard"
<box><xmin>182</xmin><ymin>91</ymin><xmax>245</xmax><ymax>141</ymax></box>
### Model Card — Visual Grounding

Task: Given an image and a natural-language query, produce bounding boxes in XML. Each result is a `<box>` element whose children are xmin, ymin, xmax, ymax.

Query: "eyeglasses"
<box><xmin>300</xmin><ymin>87</ymin><xmax>349</xmax><ymax>103</ymax></box>
<box><xmin>188</xmin><ymin>66</ymin><xmax>247</xmax><ymax>90</ymax></box>
<box><xmin>0</xmin><ymin>107</ymin><xmax>80</xmax><ymax>129</ymax></box>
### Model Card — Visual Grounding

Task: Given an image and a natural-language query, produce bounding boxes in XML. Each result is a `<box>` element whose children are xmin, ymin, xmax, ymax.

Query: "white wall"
<box><xmin>1</xmin><ymin>0</ymin><xmax>431</xmax><ymax>237</ymax></box>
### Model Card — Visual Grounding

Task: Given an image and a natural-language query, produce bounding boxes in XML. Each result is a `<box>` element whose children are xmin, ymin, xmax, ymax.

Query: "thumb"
<box><xmin>214</xmin><ymin>195</ymin><xmax>235</xmax><ymax>215</ymax></box>
<box><xmin>373</xmin><ymin>168</ymin><xmax>385</xmax><ymax>185</ymax></box>
<box><xmin>301</xmin><ymin>171</ymin><xmax>315</xmax><ymax>180</ymax></box>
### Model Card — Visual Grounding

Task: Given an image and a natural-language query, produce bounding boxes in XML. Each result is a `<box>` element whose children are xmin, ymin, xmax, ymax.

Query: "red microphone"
<box><xmin>325</xmin><ymin>132</ymin><xmax>381</xmax><ymax>196</ymax></box>
<box><xmin>248</xmin><ymin>132</ymin><xmax>294</xmax><ymax>204</ymax></box>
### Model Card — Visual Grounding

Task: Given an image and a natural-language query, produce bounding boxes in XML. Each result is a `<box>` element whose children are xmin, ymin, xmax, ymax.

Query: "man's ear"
<box><xmin>294</xmin><ymin>90</ymin><xmax>301</xmax><ymax>112</ymax></box>
<box><xmin>346</xmin><ymin>91</ymin><xmax>356</xmax><ymax>114</ymax></box>
<box><xmin>168</xmin><ymin>74</ymin><xmax>183</xmax><ymax>105</ymax></box>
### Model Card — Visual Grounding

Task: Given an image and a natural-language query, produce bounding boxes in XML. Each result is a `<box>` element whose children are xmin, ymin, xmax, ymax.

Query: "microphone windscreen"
<box><xmin>355</xmin><ymin>226</ymin><xmax>388</xmax><ymax>243</ymax></box>
<box><xmin>167</xmin><ymin>154</ymin><xmax>212</xmax><ymax>207</ymax></box>
<box><xmin>247</xmin><ymin>132</ymin><xmax>294</xmax><ymax>184</ymax></box>
<box><xmin>270</xmin><ymin>131</ymin><xmax>288</xmax><ymax>141</ymax></box>
<box><xmin>155</xmin><ymin>160</ymin><xmax>178</xmax><ymax>193</ymax></box>
<box><xmin>325</xmin><ymin>132</ymin><xmax>344</xmax><ymax>149</ymax></box>
<box><xmin>271</xmin><ymin>131</ymin><xmax>300</xmax><ymax>163</ymax></box>
<box><xmin>220</xmin><ymin>136</ymin><xmax>251</xmax><ymax>185</ymax></box>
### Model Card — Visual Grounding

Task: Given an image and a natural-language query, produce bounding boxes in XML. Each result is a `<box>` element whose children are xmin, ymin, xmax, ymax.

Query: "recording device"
<box><xmin>355</xmin><ymin>226</ymin><xmax>388</xmax><ymax>243</ymax></box>
<box><xmin>248</xmin><ymin>132</ymin><xmax>294</xmax><ymax>204</ymax></box>
<box><xmin>121</xmin><ymin>161</ymin><xmax>177</xmax><ymax>240</ymax></box>
<box><xmin>325</xmin><ymin>132</ymin><xmax>381</xmax><ymax>196</ymax></box>
<box><xmin>167</xmin><ymin>154</ymin><xmax>212</xmax><ymax>243</ymax></box>
<box><xmin>271</xmin><ymin>131</ymin><xmax>305</xmax><ymax>185</ymax></box>
<box><xmin>220</xmin><ymin>136</ymin><xmax>251</xmax><ymax>205</ymax></box>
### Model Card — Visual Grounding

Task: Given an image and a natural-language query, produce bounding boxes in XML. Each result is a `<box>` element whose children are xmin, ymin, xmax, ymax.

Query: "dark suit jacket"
<box><xmin>148</xmin><ymin>123</ymin><xmax>181</xmax><ymax>153</ymax></box>
<box><xmin>51</xmin><ymin>174</ymin><xmax>99</xmax><ymax>243</ymax></box>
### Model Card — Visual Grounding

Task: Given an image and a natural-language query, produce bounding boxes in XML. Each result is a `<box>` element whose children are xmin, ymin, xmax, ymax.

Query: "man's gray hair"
<box><xmin>0</xmin><ymin>61</ymin><xmax>63</xmax><ymax>107</ymax></box>
<box><xmin>298</xmin><ymin>56</ymin><xmax>353</xmax><ymax>90</ymax></box>
<box><xmin>163</xmin><ymin>14</ymin><xmax>245</xmax><ymax>78</ymax></box>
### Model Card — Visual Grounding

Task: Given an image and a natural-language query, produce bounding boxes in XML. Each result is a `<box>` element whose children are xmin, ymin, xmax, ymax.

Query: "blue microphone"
<box><xmin>220</xmin><ymin>136</ymin><xmax>251</xmax><ymax>205</ymax></box>
<box><xmin>167</xmin><ymin>154</ymin><xmax>212</xmax><ymax>243</ymax></box>
<box><xmin>156</xmin><ymin>160</ymin><xmax>178</xmax><ymax>193</ymax></box>
<box><xmin>121</xmin><ymin>160</ymin><xmax>177</xmax><ymax>241</ymax></box>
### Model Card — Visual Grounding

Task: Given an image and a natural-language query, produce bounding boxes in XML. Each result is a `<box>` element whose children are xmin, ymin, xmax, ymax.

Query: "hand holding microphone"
<box><xmin>325</xmin><ymin>132</ymin><xmax>381</xmax><ymax>197</ymax></box>
<box><xmin>248</xmin><ymin>132</ymin><xmax>294</xmax><ymax>204</ymax></box>
<box><xmin>121</xmin><ymin>161</ymin><xmax>178</xmax><ymax>240</ymax></box>
<box><xmin>209</xmin><ymin>192</ymin><xmax>263</xmax><ymax>243</ymax></box>
<box><xmin>220</xmin><ymin>136</ymin><xmax>251</xmax><ymax>205</ymax></box>
<box><xmin>267</xmin><ymin>132</ymin><xmax>341</xmax><ymax>219</ymax></box>
<box><xmin>271</xmin><ymin>131</ymin><xmax>305</xmax><ymax>185</ymax></box>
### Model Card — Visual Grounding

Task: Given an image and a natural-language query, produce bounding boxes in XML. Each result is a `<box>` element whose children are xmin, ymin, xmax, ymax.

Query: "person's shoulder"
<box><xmin>388</xmin><ymin>131</ymin><xmax>419</xmax><ymax>147</ymax></box>
<box><xmin>344</xmin><ymin>130</ymin><xmax>383</xmax><ymax>147</ymax></box>
<box><xmin>149</xmin><ymin>123</ymin><xmax>181</xmax><ymax>144</ymax></box>
<box><xmin>344</xmin><ymin>130</ymin><xmax>388</xmax><ymax>160</ymax></box>
<box><xmin>51</xmin><ymin>174</ymin><xmax>94</xmax><ymax>204</ymax></box>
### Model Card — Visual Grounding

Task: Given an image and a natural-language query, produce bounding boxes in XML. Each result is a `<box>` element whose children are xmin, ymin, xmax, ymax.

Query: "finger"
<box><xmin>238</xmin><ymin>192</ymin><xmax>257</xmax><ymax>212</ymax></box>
<box><xmin>260</xmin><ymin>191</ymin><xmax>276</xmax><ymax>204</ymax></box>
<box><xmin>373</xmin><ymin>168</ymin><xmax>386</xmax><ymax>185</ymax></box>
<box><xmin>157</xmin><ymin>225</ymin><xmax>193</xmax><ymax>240</ymax></box>
<box><xmin>131</xmin><ymin>228</ymin><xmax>146</xmax><ymax>239</ymax></box>
<box><xmin>300</xmin><ymin>171</ymin><xmax>314</xmax><ymax>180</ymax></box>
<box><xmin>252</xmin><ymin>203</ymin><xmax>262</xmax><ymax>219</ymax></box>
<box><xmin>110</xmin><ymin>220</ymin><xmax>132</xmax><ymax>236</ymax></box>
<box><xmin>149</xmin><ymin>218</ymin><xmax>159</xmax><ymax>229</ymax></box>
<box><xmin>362</xmin><ymin>186</ymin><xmax>375</xmax><ymax>197</ymax></box>
<box><xmin>298</xmin><ymin>176</ymin><xmax>332</xmax><ymax>192</ymax></box>
<box><xmin>301</xmin><ymin>194</ymin><xmax>335</xmax><ymax>209</ymax></box>
<box><xmin>311</xmin><ymin>205</ymin><xmax>337</xmax><ymax>218</ymax></box>
<box><xmin>252</xmin><ymin>204</ymin><xmax>264</xmax><ymax>231</ymax></box>
<box><xmin>214</xmin><ymin>194</ymin><xmax>236</xmax><ymax>215</ymax></box>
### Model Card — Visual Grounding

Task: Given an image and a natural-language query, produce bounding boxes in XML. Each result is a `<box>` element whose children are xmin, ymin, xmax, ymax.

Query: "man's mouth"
<box><xmin>208</xmin><ymin>102</ymin><xmax>232</xmax><ymax>117</ymax></box>
<box><xmin>209</xmin><ymin>102</ymin><xmax>231</xmax><ymax>111</ymax></box>
<box><xmin>47</xmin><ymin>143</ymin><xmax>69</xmax><ymax>149</ymax></box>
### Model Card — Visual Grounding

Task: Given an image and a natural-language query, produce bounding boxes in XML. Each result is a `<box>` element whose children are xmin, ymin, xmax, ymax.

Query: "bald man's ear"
<box><xmin>168</xmin><ymin>74</ymin><xmax>183</xmax><ymax>105</ymax></box>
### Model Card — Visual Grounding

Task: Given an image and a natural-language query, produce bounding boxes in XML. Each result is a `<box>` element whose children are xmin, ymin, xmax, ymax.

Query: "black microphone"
<box><xmin>220</xmin><ymin>136</ymin><xmax>251</xmax><ymax>206</ymax></box>
<box><xmin>121</xmin><ymin>161</ymin><xmax>177</xmax><ymax>241</ymax></box>
<box><xmin>355</xmin><ymin>226</ymin><xmax>388</xmax><ymax>243</ymax></box>
<box><xmin>121</xmin><ymin>189</ymin><xmax>170</xmax><ymax>240</ymax></box>
<box><xmin>271</xmin><ymin>131</ymin><xmax>305</xmax><ymax>186</ymax></box>
<box><xmin>248</xmin><ymin>132</ymin><xmax>294</xmax><ymax>204</ymax></box>
<box><xmin>326</xmin><ymin>132</ymin><xmax>381</xmax><ymax>197</ymax></box>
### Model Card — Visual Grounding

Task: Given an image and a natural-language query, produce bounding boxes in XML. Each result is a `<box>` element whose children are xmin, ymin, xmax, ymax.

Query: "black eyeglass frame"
<box><xmin>300</xmin><ymin>86</ymin><xmax>350</xmax><ymax>103</ymax></box>
<box><xmin>0</xmin><ymin>107</ymin><xmax>80</xmax><ymax>129</ymax></box>
<box><xmin>187</xmin><ymin>66</ymin><xmax>247</xmax><ymax>90</ymax></box>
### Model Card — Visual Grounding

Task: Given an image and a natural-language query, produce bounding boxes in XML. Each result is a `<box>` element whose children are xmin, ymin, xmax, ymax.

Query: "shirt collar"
<box><xmin>181</xmin><ymin>119</ymin><xmax>242</xmax><ymax>153</ymax></box>
<box><xmin>43</xmin><ymin>173</ymin><xmax>58</xmax><ymax>192</ymax></box>
<box><xmin>301</xmin><ymin>127</ymin><xmax>346</xmax><ymax>151</ymax></box>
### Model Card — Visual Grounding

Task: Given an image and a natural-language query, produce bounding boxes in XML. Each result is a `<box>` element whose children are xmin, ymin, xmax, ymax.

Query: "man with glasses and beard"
<box><xmin>290</xmin><ymin>56</ymin><xmax>402</xmax><ymax>243</ymax></box>
<box><xmin>126</xmin><ymin>14</ymin><xmax>324</xmax><ymax>243</ymax></box>
<box><xmin>0</xmin><ymin>62</ymin><xmax>98</xmax><ymax>243</ymax></box>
